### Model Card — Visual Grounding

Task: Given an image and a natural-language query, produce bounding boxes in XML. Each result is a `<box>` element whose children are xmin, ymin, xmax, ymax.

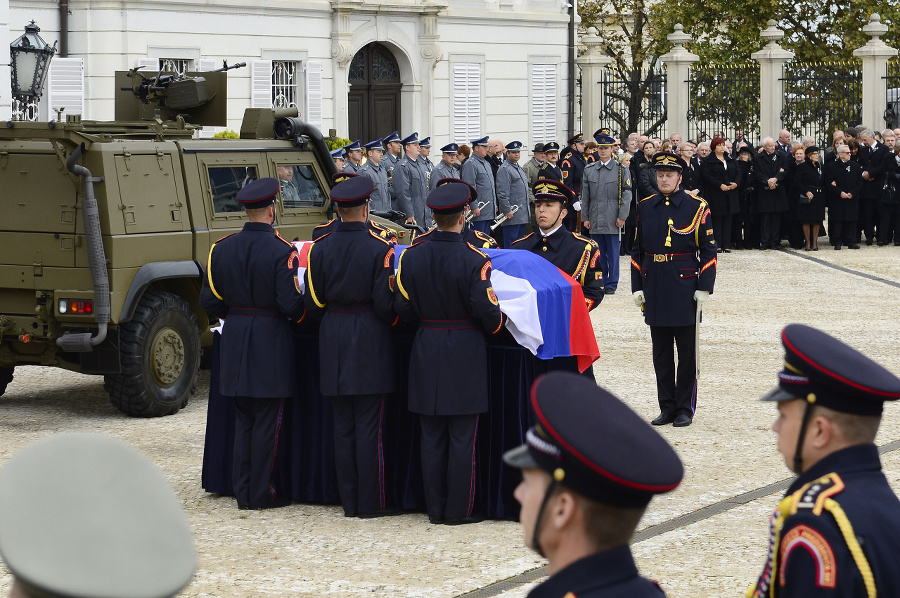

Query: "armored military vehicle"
<box><xmin>0</xmin><ymin>64</ymin><xmax>414</xmax><ymax>417</ymax></box>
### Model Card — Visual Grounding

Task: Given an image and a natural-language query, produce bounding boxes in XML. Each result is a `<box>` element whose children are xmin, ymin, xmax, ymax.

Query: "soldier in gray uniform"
<box><xmin>460</xmin><ymin>135</ymin><xmax>497</xmax><ymax>233</ymax></box>
<box><xmin>342</xmin><ymin>140</ymin><xmax>363</xmax><ymax>173</ymax></box>
<box><xmin>496</xmin><ymin>140</ymin><xmax>531</xmax><ymax>247</ymax></box>
<box><xmin>432</xmin><ymin>143</ymin><xmax>460</xmax><ymax>191</ymax></box>
<box><xmin>0</xmin><ymin>433</ymin><xmax>196</xmax><ymax>598</ymax></box>
<box><xmin>392</xmin><ymin>132</ymin><xmax>431</xmax><ymax>227</ymax></box>
<box><xmin>359</xmin><ymin>138</ymin><xmax>391</xmax><ymax>213</ymax></box>
<box><xmin>418</xmin><ymin>136</ymin><xmax>435</xmax><ymax>189</ymax></box>
<box><xmin>381</xmin><ymin>131</ymin><xmax>401</xmax><ymax>211</ymax></box>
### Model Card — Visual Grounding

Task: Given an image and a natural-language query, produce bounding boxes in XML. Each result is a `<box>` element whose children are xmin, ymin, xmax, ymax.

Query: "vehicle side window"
<box><xmin>209</xmin><ymin>166</ymin><xmax>259</xmax><ymax>213</ymax></box>
<box><xmin>276</xmin><ymin>164</ymin><xmax>327</xmax><ymax>209</ymax></box>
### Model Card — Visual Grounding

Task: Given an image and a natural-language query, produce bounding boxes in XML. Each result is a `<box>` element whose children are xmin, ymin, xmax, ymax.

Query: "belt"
<box><xmin>326</xmin><ymin>303</ymin><xmax>373</xmax><ymax>313</ymax></box>
<box><xmin>420</xmin><ymin>319</ymin><xmax>477</xmax><ymax>330</ymax></box>
<box><xmin>649</xmin><ymin>253</ymin><xmax>695</xmax><ymax>263</ymax></box>
<box><xmin>230</xmin><ymin>307</ymin><xmax>283</xmax><ymax>317</ymax></box>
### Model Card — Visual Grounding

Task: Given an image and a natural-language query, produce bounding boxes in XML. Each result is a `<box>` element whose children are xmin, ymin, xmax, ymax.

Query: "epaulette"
<box><xmin>368</xmin><ymin>228</ymin><xmax>393</xmax><ymax>245</ymax></box>
<box><xmin>411</xmin><ymin>228</ymin><xmax>434</xmax><ymax>246</ymax></box>
<box><xmin>510</xmin><ymin>232</ymin><xmax>534</xmax><ymax>246</ymax></box>
<box><xmin>275</xmin><ymin>231</ymin><xmax>296</xmax><ymax>247</ymax></box>
<box><xmin>572</xmin><ymin>231</ymin><xmax>596</xmax><ymax>246</ymax></box>
<box><xmin>638</xmin><ymin>194</ymin><xmax>656</xmax><ymax>203</ymax></box>
<box><xmin>788</xmin><ymin>473</ymin><xmax>845</xmax><ymax>517</ymax></box>
<box><xmin>211</xmin><ymin>231</ymin><xmax>238</xmax><ymax>246</ymax></box>
<box><xmin>467</xmin><ymin>243</ymin><xmax>489</xmax><ymax>259</ymax></box>
<box><xmin>313</xmin><ymin>218</ymin><xmax>336</xmax><ymax>231</ymax></box>
<box><xmin>473</xmin><ymin>230</ymin><xmax>496</xmax><ymax>244</ymax></box>
<box><xmin>314</xmin><ymin>230</ymin><xmax>334</xmax><ymax>242</ymax></box>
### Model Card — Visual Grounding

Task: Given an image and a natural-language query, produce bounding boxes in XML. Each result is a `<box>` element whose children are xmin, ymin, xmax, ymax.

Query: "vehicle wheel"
<box><xmin>107</xmin><ymin>291</ymin><xmax>200</xmax><ymax>417</ymax></box>
<box><xmin>0</xmin><ymin>366</ymin><xmax>13</xmax><ymax>397</ymax></box>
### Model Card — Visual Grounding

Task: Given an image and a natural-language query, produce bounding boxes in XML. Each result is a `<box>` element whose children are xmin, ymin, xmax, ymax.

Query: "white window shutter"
<box><xmin>305</xmin><ymin>61</ymin><xmax>323</xmax><ymax>129</ymax></box>
<box><xmin>251</xmin><ymin>59</ymin><xmax>273</xmax><ymax>109</ymax></box>
<box><xmin>138</xmin><ymin>57</ymin><xmax>159</xmax><ymax>72</ymax></box>
<box><xmin>453</xmin><ymin>63</ymin><xmax>481</xmax><ymax>142</ymax></box>
<box><xmin>531</xmin><ymin>64</ymin><xmax>557</xmax><ymax>144</ymax></box>
<box><xmin>47</xmin><ymin>57</ymin><xmax>84</xmax><ymax>117</ymax></box>
<box><xmin>198</xmin><ymin>59</ymin><xmax>218</xmax><ymax>72</ymax></box>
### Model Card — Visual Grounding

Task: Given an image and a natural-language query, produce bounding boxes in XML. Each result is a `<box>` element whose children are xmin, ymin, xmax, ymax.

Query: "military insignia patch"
<box><xmin>293</xmin><ymin>275</ymin><xmax>301</xmax><ymax>294</ymax></box>
<box><xmin>287</xmin><ymin>250</ymin><xmax>300</xmax><ymax>269</ymax></box>
<box><xmin>487</xmin><ymin>287</ymin><xmax>499</xmax><ymax>305</ymax></box>
<box><xmin>707</xmin><ymin>229</ymin><xmax>713</xmax><ymax>235</ymax></box>
<box><xmin>481</xmin><ymin>262</ymin><xmax>492</xmax><ymax>281</ymax></box>
<box><xmin>388</xmin><ymin>275</ymin><xmax>395</xmax><ymax>292</ymax></box>
<box><xmin>562</xmin><ymin>169</ymin><xmax>569</xmax><ymax>178</ymax></box>
<box><xmin>384</xmin><ymin>247</ymin><xmax>395</xmax><ymax>268</ymax></box>
<box><xmin>626</xmin><ymin>179</ymin><xmax>631</xmax><ymax>186</ymax></box>
<box><xmin>590</xmin><ymin>251</ymin><xmax>600</xmax><ymax>268</ymax></box>
<box><xmin>779</xmin><ymin>525</ymin><xmax>836</xmax><ymax>588</ymax></box>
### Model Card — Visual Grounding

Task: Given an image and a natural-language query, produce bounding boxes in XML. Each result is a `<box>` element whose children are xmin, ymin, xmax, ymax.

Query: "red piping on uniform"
<box><xmin>467</xmin><ymin>414</ymin><xmax>479</xmax><ymax>516</ymax></box>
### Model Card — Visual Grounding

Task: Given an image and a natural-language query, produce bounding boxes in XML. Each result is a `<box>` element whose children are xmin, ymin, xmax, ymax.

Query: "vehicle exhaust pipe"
<box><xmin>57</xmin><ymin>143</ymin><xmax>110</xmax><ymax>352</ymax></box>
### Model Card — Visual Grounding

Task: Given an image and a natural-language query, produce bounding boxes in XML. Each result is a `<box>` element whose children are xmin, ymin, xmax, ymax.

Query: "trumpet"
<box><xmin>387</xmin><ymin>166</ymin><xmax>394</xmax><ymax>187</ymax></box>
<box><xmin>465</xmin><ymin>201</ymin><xmax>490</xmax><ymax>224</ymax></box>
<box><xmin>490</xmin><ymin>205</ymin><xmax>519</xmax><ymax>231</ymax></box>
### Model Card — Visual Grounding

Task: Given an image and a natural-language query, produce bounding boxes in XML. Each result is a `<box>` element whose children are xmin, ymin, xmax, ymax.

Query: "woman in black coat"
<box><xmin>796</xmin><ymin>146</ymin><xmax>826</xmax><ymax>250</ymax></box>
<box><xmin>735</xmin><ymin>145</ymin><xmax>757</xmax><ymax>249</ymax></box>
<box><xmin>700</xmin><ymin>137</ymin><xmax>741</xmax><ymax>252</ymax></box>
<box><xmin>824</xmin><ymin>144</ymin><xmax>862</xmax><ymax>249</ymax></box>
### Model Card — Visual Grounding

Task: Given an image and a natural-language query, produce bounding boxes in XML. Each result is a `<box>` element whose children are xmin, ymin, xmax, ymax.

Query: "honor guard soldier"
<box><xmin>496</xmin><ymin>140</ymin><xmax>531</xmax><ymax>247</ymax></box>
<box><xmin>560</xmin><ymin>133</ymin><xmax>588</xmax><ymax>231</ymax></box>
<box><xmin>431</xmin><ymin>143</ymin><xmax>460</xmax><ymax>191</ymax></box>
<box><xmin>504</xmin><ymin>372</ymin><xmax>683</xmax><ymax>598</ymax></box>
<box><xmin>0</xmin><ymin>433</ymin><xmax>197</xmax><ymax>598</ymax></box>
<box><xmin>538</xmin><ymin>142</ymin><xmax>563</xmax><ymax>182</ymax></box>
<box><xmin>304</xmin><ymin>176</ymin><xmax>399</xmax><ymax>519</ymax></box>
<box><xmin>461</xmin><ymin>136</ymin><xmax>498</xmax><ymax>233</ymax></box>
<box><xmin>331</xmin><ymin>147</ymin><xmax>346</xmax><ymax>171</ymax></box>
<box><xmin>394</xmin><ymin>181</ymin><xmax>506</xmax><ymax>525</ymax></box>
<box><xmin>750</xmin><ymin>324</ymin><xmax>900</xmax><ymax>598</ymax></box>
<box><xmin>415</xmin><ymin>178</ymin><xmax>498</xmax><ymax>248</ymax></box>
<box><xmin>359</xmin><ymin>138</ymin><xmax>392</xmax><ymax>213</ymax></box>
<box><xmin>342</xmin><ymin>140</ymin><xmax>363</xmax><ymax>173</ymax></box>
<box><xmin>382</xmin><ymin>130</ymin><xmax>402</xmax><ymax>169</ymax></box>
<box><xmin>393</xmin><ymin>132</ymin><xmax>432</xmax><ymax>228</ymax></box>
<box><xmin>200</xmin><ymin>177</ymin><xmax>305</xmax><ymax>509</ymax></box>
<box><xmin>631</xmin><ymin>152</ymin><xmax>716</xmax><ymax>428</ymax></box>
<box><xmin>418</xmin><ymin>136</ymin><xmax>435</xmax><ymax>188</ymax></box>
<box><xmin>586</xmin><ymin>128</ymin><xmax>613</xmax><ymax>165</ymax></box>
<box><xmin>512</xmin><ymin>179</ymin><xmax>605</xmax><ymax>311</ymax></box>
<box><xmin>313</xmin><ymin>173</ymin><xmax>397</xmax><ymax>244</ymax></box>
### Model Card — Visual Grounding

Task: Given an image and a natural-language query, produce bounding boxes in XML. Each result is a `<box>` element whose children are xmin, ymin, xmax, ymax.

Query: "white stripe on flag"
<box><xmin>490</xmin><ymin>270</ymin><xmax>543</xmax><ymax>355</ymax></box>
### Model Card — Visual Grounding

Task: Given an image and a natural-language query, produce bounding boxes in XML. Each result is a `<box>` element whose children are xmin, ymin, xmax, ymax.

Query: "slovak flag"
<box><xmin>294</xmin><ymin>241</ymin><xmax>600</xmax><ymax>372</ymax></box>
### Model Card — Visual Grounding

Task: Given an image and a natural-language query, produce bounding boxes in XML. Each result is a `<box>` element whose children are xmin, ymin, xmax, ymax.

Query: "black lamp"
<box><xmin>9</xmin><ymin>21</ymin><xmax>57</xmax><ymax>118</ymax></box>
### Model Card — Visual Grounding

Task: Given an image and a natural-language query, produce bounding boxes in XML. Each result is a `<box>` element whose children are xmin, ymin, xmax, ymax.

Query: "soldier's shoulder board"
<box><xmin>466</xmin><ymin>243</ymin><xmax>489</xmax><ymax>259</ymax></box>
<box><xmin>368</xmin><ymin>228</ymin><xmax>394</xmax><ymax>245</ymax></box>
<box><xmin>275</xmin><ymin>231</ymin><xmax>296</xmax><ymax>248</ymax></box>
<box><xmin>789</xmin><ymin>473</ymin><xmax>846</xmax><ymax>517</ymax></box>
<box><xmin>639</xmin><ymin>194</ymin><xmax>656</xmax><ymax>203</ymax></box>
<box><xmin>572</xmin><ymin>232</ymin><xmax>595</xmax><ymax>246</ymax></box>
<box><xmin>510</xmin><ymin>232</ymin><xmax>534</xmax><ymax>246</ymax></box>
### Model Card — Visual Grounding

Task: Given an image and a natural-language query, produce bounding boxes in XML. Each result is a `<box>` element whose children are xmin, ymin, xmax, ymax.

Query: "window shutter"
<box><xmin>531</xmin><ymin>64</ymin><xmax>557</xmax><ymax>144</ymax></box>
<box><xmin>305</xmin><ymin>61</ymin><xmax>323</xmax><ymax>129</ymax></box>
<box><xmin>137</xmin><ymin>57</ymin><xmax>159</xmax><ymax>72</ymax></box>
<box><xmin>198</xmin><ymin>59</ymin><xmax>218</xmax><ymax>72</ymax></box>
<box><xmin>47</xmin><ymin>57</ymin><xmax>84</xmax><ymax>117</ymax></box>
<box><xmin>251</xmin><ymin>60</ymin><xmax>273</xmax><ymax>109</ymax></box>
<box><xmin>453</xmin><ymin>63</ymin><xmax>481</xmax><ymax>142</ymax></box>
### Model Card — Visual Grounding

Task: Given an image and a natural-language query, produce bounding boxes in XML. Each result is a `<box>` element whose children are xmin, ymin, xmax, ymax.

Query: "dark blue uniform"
<box><xmin>312</xmin><ymin>217</ymin><xmax>398</xmax><ymax>244</ymax></box>
<box><xmin>413</xmin><ymin>226</ymin><xmax>498</xmax><ymax>249</ymax></box>
<box><xmin>560</xmin><ymin>146</ymin><xmax>587</xmax><ymax>232</ymax></box>
<box><xmin>200</xmin><ymin>221</ymin><xmax>305</xmax><ymax>508</ymax></box>
<box><xmin>394</xmin><ymin>230</ymin><xmax>505</xmax><ymax>522</ymax></box>
<box><xmin>304</xmin><ymin>220</ymin><xmax>397</xmax><ymax>517</ymax></box>
<box><xmin>631</xmin><ymin>186</ymin><xmax>716</xmax><ymax>421</ymax></box>
<box><xmin>528</xmin><ymin>547</ymin><xmax>666</xmax><ymax>597</ymax></box>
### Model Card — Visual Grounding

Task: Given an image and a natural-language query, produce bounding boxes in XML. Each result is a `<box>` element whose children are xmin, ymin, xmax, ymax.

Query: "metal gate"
<box><xmin>886</xmin><ymin>57</ymin><xmax>900</xmax><ymax>131</ymax></box>
<box><xmin>687</xmin><ymin>62</ymin><xmax>760</xmax><ymax>145</ymax></box>
<box><xmin>598</xmin><ymin>66</ymin><xmax>667</xmax><ymax>139</ymax></box>
<box><xmin>781</xmin><ymin>60</ymin><xmax>861</xmax><ymax>147</ymax></box>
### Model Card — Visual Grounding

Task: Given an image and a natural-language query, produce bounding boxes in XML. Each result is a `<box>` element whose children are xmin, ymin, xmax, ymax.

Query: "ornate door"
<box><xmin>348</xmin><ymin>43</ymin><xmax>402</xmax><ymax>143</ymax></box>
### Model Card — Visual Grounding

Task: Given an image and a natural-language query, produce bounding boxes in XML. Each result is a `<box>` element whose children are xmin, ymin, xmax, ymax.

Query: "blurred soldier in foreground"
<box><xmin>749</xmin><ymin>324</ymin><xmax>900</xmax><ymax>597</ymax></box>
<box><xmin>0</xmin><ymin>432</ymin><xmax>196</xmax><ymax>598</ymax></box>
<box><xmin>504</xmin><ymin>372</ymin><xmax>682</xmax><ymax>597</ymax></box>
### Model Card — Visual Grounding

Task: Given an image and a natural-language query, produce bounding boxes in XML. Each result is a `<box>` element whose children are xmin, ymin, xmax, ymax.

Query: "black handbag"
<box><xmin>799</xmin><ymin>194</ymin><xmax>812</xmax><ymax>205</ymax></box>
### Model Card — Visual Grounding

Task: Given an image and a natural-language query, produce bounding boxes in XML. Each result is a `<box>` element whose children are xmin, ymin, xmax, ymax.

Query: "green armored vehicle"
<box><xmin>0</xmin><ymin>65</ymin><xmax>414</xmax><ymax>417</ymax></box>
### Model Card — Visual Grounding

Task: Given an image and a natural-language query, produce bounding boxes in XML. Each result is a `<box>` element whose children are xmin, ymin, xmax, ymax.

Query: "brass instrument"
<box><xmin>465</xmin><ymin>201</ymin><xmax>490</xmax><ymax>224</ymax></box>
<box><xmin>387</xmin><ymin>166</ymin><xmax>394</xmax><ymax>187</ymax></box>
<box><xmin>490</xmin><ymin>205</ymin><xmax>519</xmax><ymax>231</ymax></box>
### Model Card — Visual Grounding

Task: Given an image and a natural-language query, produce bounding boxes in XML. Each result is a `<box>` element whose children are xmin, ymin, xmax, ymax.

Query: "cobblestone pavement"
<box><xmin>2</xmin><ymin>243</ymin><xmax>900</xmax><ymax>597</ymax></box>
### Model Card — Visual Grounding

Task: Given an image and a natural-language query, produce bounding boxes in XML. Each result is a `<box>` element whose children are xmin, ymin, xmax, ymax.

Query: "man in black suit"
<box><xmin>753</xmin><ymin>137</ymin><xmax>789</xmax><ymax>249</ymax></box>
<box><xmin>858</xmin><ymin>128</ymin><xmax>890</xmax><ymax>245</ymax></box>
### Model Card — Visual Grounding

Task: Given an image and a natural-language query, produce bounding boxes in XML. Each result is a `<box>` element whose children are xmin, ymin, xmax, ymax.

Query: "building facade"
<box><xmin>2</xmin><ymin>0</ymin><xmax>572</xmax><ymax>147</ymax></box>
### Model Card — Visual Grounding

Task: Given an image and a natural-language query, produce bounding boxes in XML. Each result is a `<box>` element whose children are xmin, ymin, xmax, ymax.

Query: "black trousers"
<box><xmin>329</xmin><ymin>394</ymin><xmax>387</xmax><ymax>515</ymax></box>
<box><xmin>650</xmin><ymin>325</ymin><xmax>697</xmax><ymax>418</ymax></box>
<box><xmin>829</xmin><ymin>219</ymin><xmax>857</xmax><ymax>246</ymax></box>
<box><xmin>859</xmin><ymin>196</ymin><xmax>880</xmax><ymax>241</ymax></box>
<box><xmin>878</xmin><ymin>203</ymin><xmax>900</xmax><ymax>244</ymax></box>
<box><xmin>419</xmin><ymin>414</ymin><xmax>480</xmax><ymax>519</ymax></box>
<box><xmin>759</xmin><ymin>212</ymin><xmax>782</xmax><ymax>247</ymax></box>
<box><xmin>712</xmin><ymin>213</ymin><xmax>732</xmax><ymax>250</ymax></box>
<box><xmin>233</xmin><ymin>396</ymin><xmax>286</xmax><ymax>507</ymax></box>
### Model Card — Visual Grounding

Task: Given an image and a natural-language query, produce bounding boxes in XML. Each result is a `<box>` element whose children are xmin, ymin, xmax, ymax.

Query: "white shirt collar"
<box><xmin>539</xmin><ymin>224</ymin><xmax>564</xmax><ymax>238</ymax></box>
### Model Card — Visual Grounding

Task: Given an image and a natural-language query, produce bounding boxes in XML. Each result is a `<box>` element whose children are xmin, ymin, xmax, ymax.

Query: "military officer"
<box><xmin>0</xmin><ymin>433</ymin><xmax>197</xmax><ymax>598</ymax></box>
<box><xmin>538</xmin><ymin>142</ymin><xmax>563</xmax><ymax>181</ymax></box>
<box><xmin>416</xmin><ymin>178</ymin><xmax>498</xmax><ymax>248</ymax></box>
<box><xmin>200</xmin><ymin>177</ymin><xmax>305</xmax><ymax>509</ymax></box>
<box><xmin>394</xmin><ymin>181</ymin><xmax>506</xmax><ymax>525</ymax></box>
<box><xmin>496</xmin><ymin>140</ymin><xmax>531</xmax><ymax>247</ymax></box>
<box><xmin>631</xmin><ymin>152</ymin><xmax>716</xmax><ymax>428</ymax></box>
<box><xmin>342</xmin><ymin>140</ymin><xmax>363</xmax><ymax>173</ymax></box>
<box><xmin>418</xmin><ymin>136</ymin><xmax>435</xmax><ymax>188</ymax></box>
<box><xmin>749</xmin><ymin>324</ymin><xmax>900</xmax><ymax>598</ymax></box>
<box><xmin>381</xmin><ymin>131</ymin><xmax>402</xmax><ymax>169</ymax></box>
<box><xmin>504</xmin><ymin>372</ymin><xmax>683</xmax><ymax>598</ymax></box>
<box><xmin>560</xmin><ymin>133</ymin><xmax>588</xmax><ymax>232</ymax></box>
<box><xmin>461</xmin><ymin>136</ymin><xmax>498</xmax><ymax>233</ymax></box>
<box><xmin>312</xmin><ymin>172</ymin><xmax>397</xmax><ymax>244</ymax></box>
<box><xmin>393</xmin><ymin>132</ymin><xmax>432</xmax><ymax>228</ymax></box>
<box><xmin>331</xmin><ymin>147</ymin><xmax>346</xmax><ymax>171</ymax></box>
<box><xmin>359</xmin><ymin>138</ymin><xmax>391</xmax><ymax>213</ymax></box>
<box><xmin>431</xmin><ymin>143</ymin><xmax>459</xmax><ymax>191</ymax></box>
<box><xmin>304</xmin><ymin>176</ymin><xmax>399</xmax><ymax>519</ymax></box>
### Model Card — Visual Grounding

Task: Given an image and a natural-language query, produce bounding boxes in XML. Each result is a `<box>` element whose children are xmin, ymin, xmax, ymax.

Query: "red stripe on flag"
<box><xmin>558</xmin><ymin>268</ymin><xmax>600</xmax><ymax>372</ymax></box>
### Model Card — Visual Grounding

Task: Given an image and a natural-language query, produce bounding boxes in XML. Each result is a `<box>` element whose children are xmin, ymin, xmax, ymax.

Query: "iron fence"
<box><xmin>886</xmin><ymin>57</ymin><xmax>900</xmax><ymax>131</ymax></box>
<box><xmin>598</xmin><ymin>66</ymin><xmax>667</xmax><ymax>139</ymax></box>
<box><xmin>780</xmin><ymin>60</ymin><xmax>861</xmax><ymax>147</ymax></box>
<box><xmin>687</xmin><ymin>62</ymin><xmax>760</xmax><ymax>146</ymax></box>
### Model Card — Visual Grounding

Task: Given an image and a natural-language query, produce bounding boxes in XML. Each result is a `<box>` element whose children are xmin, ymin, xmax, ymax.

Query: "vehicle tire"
<box><xmin>0</xmin><ymin>366</ymin><xmax>13</xmax><ymax>397</ymax></box>
<box><xmin>107</xmin><ymin>291</ymin><xmax>200</xmax><ymax>417</ymax></box>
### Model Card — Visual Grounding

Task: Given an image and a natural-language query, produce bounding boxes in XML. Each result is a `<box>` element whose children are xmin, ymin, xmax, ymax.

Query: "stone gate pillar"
<box><xmin>751</xmin><ymin>21</ymin><xmax>793</xmax><ymax>139</ymax></box>
<box><xmin>575</xmin><ymin>27</ymin><xmax>611</xmax><ymax>135</ymax></box>
<box><xmin>854</xmin><ymin>13</ymin><xmax>898</xmax><ymax>130</ymax></box>
<box><xmin>660</xmin><ymin>24</ymin><xmax>698</xmax><ymax>141</ymax></box>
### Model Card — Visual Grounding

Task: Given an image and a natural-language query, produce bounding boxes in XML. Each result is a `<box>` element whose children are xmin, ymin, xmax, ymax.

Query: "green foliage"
<box><xmin>650</xmin><ymin>0</ymin><xmax>900</xmax><ymax>63</ymax></box>
<box><xmin>326</xmin><ymin>138</ymin><xmax>351</xmax><ymax>151</ymax></box>
<box><xmin>211</xmin><ymin>129</ymin><xmax>239</xmax><ymax>139</ymax></box>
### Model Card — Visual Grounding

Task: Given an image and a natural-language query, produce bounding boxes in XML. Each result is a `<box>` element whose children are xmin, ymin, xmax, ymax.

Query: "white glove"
<box><xmin>694</xmin><ymin>290</ymin><xmax>709</xmax><ymax>305</ymax></box>
<box><xmin>632</xmin><ymin>291</ymin><xmax>644</xmax><ymax>308</ymax></box>
<box><xmin>572</xmin><ymin>201</ymin><xmax>582</xmax><ymax>211</ymax></box>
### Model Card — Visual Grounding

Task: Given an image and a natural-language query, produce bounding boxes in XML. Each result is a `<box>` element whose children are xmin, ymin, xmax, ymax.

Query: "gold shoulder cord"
<box><xmin>823</xmin><ymin>498</ymin><xmax>876</xmax><ymax>598</ymax></box>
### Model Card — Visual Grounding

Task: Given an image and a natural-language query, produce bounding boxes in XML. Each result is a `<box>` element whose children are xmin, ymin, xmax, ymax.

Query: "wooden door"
<box><xmin>348</xmin><ymin>43</ymin><xmax>401</xmax><ymax>142</ymax></box>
